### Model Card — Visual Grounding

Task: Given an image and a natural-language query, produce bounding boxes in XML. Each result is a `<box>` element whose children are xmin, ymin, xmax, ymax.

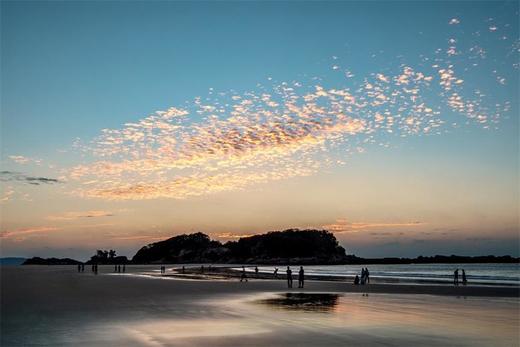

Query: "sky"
<box><xmin>1</xmin><ymin>1</ymin><xmax>518</xmax><ymax>260</ymax></box>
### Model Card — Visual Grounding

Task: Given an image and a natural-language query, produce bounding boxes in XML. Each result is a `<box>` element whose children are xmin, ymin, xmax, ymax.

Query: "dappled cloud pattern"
<box><xmin>68</xmin><ymin>18</ymin><xmax>516</xmax><ymax>200</ymax></box>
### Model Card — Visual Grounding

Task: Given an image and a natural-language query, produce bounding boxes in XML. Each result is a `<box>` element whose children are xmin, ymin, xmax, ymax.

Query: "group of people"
<box><xmin>160</xmin><ymin>265</ymin><xmax>167</xmax><ymax>274</ymax></box>
<box><xmin>76</xmin><ymin>263</ymin><xmax>127</xmax><ymax>274</ymax></box>
<box><xmin>240</xmin><ymin>265</ymin><xmax>305</xmax><ymax>288</ymax></box>
<box><xmin>353</xmin><ymin>267</ymin><xmax>370</xmax><ymax>285</ymax></box>
<box><xmin>454</xmin><ymin>268</ymin><xmax>468</xmax><ymax>285</ymax></box>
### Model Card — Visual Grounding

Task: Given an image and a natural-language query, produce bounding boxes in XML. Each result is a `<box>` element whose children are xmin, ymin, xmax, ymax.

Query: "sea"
<box><xmin>233</xmin><ymin>263</ymin><xmax>519</xmax><ymax>286</ymax></box>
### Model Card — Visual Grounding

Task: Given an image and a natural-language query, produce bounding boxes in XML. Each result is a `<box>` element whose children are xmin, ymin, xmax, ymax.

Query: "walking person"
<box><xmin>286</xmin><ymin>266</ymin><xmax>293</xmax><ymax>288</ymax></box>
<box><xmin>454</xmin><ymin>269</ymin><xmax>459</xmax><ymax>285</ymax></box>
<box><xmin>298</xmin><ymin>266</ymin><xmax>305</xmax><ymax>288</ymax></box>
<box><xmin>274</xmin><ymin>267</ymin><xmax>279</xmax><ymax>279</ymax></box>
<box><xmin>462</xmin><ymin>269</ymin><xmax>467</xmax><ymax>285</ymax></box>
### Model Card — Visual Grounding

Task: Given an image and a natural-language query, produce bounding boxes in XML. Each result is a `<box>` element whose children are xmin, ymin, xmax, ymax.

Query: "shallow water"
<box><xmin>1</xmin><ymin>266</ymin><xmax>518</xmax><ymax>346</ymax></box>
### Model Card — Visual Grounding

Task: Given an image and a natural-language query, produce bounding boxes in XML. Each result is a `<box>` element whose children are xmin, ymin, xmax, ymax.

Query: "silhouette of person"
<box><xmin>365</xmin><ymin>268</ymin><xmax>370</xmax><ymax>284</ymax></box>
<box><xmin>240</xmin><ymin>266</ymin><xmax>248</xmax><ymax>282</ymax></box>
<box><xmin>77</xmin><ymin>264</ymin><xmax>81</xmax><ymax>272</ymax></box>
<box><xmin>255</xmin><ymin>266</ymin><xmax>259</xmax><ymax>277</ymax></box>
<box><xmin>274</xmin><ymin>267</ymin><xmax>279</xmax><ymax>278</ymax></box>
<box><xmin>200</xmin><ymin>265</ymin><xmax>204</xmax><ymax>273</ymax></box>
<box><xmin>298</xmin><ymin>266</ymin><xmax>304</xmax><ymax>288</ymax></box>
<box><xmin>81</xmin><ymin>264</ymin><xmax>85</xmax><ymax>272</ymax></box>
<box><xmin>454</xmin><ymin>269</ymin><xmax>459</xmax><ymax>285</ymax></box>
<box><xmin>114</xmin><ymin>265</ymin><xmax>117</xmax><ymax>272</ymax></box>
<box><xmin>122</xmin><ymin>264</ymin><xmax>126</xmax><ymax>273</ymax></box>
<box><xmin>118</xmin><ymin>265</ymin><xmax>121</xmax><ymax>273</ymax></box>
<box><xmin>354</xmin><ymin>275</ymin><xmax>360</xmax><ymax>285</ymax></box>
<box><xmin>182</xmin><ymin>266</ymin><xmax>185</xmax><ymax>274</ymax></box>
<box><xmin>462</xmin><ymin>269</ymin><xmax>467</xmax><ymax>285</ymax></box>
<box><xmin>286</xmin><ymin>266</ymin><xmax>293</xmax><ymax>288</ymax></box>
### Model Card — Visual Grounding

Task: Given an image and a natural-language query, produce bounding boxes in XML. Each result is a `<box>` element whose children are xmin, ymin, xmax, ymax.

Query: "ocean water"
<box><xmin>237</xmin><ymin>263</ymin><xmax>520</xmax><ymax>286</ymax></box>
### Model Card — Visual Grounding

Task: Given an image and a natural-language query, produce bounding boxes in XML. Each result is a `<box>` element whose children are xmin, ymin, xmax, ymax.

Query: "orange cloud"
<box><xmin>0</xmin><ymin>226</ymin><xmax>60</xmax><ymax>239</ymax></box>
<box><xmin>323</xmin><ymin>219</ymin><xmax>424</xmax><ymax>233</ymax></box>
<box><xmin>46</xmin><ymin>210</ymin><xmax>114</xmax><ymax>221</ymax></box>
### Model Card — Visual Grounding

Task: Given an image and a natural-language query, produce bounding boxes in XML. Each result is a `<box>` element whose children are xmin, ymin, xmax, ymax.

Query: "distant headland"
<box><xmin>15</xmin><ymin>229</ymin><xmax>520</xmax><ymax>265</ymax></box>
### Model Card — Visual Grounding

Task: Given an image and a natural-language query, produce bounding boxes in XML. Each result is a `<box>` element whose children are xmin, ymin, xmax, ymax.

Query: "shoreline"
<box><xmin>145</xmin><ymin>267</ymin><xmax>520</xmax><ymax>298</ymax></box>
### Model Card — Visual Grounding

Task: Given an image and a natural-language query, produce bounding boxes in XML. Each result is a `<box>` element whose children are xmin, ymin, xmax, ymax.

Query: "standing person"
<box><xmin>365</xmin><ymin>268</ymin><xmax>370</xmax><ymax>284</ymax></box>
<box><xmin>462</xmin><ymin>269</ymin><xmax>467</xmax><ymax>285</ymax></box>
<box><xmin>286</xmin><ymin>266</ymin><xmax>293</xmax><ymax>288</ymax></box>
<box><xmin>274</xmin><ymin>267</ymin><xmax>279</xmax><ymax>278</ymax></box>
<box><xmin>255</xmin><ymin>266</ymin><xmax>259</xmax><ymax>277</ymax></box>
<box><xmin>114</xmin><ymin>265</ymin><xmax>117</xmax><ymax>272</ymax></box>
<box><xmin>454</xmin><ymin>269</ymin><xmax>459</xmax><ymax>285</ymax></box>
<box><xmin>360</xmin><ymin>269</ymin><xmax>366</xmax><ymax>285</ymax></box>
<box><xmin>81</xmin><ymin>264</ymin><xmax>85</xmax><ymax>272</ymax></box>
<box><xmin>77</xmin><ymin>264</ymin><xmax>81</xmax><ymax>272</ymax></box>
<box><xmin>122</xmin><ymin>264</ymin><xmax>126</xmax><ymax>273</ymax></box>
<box><xmin>182</xmin><ymin>265</ymin><xmax>185</xmax><ymax>274</ymax></box>
<box><xmin>298</xmin><ymin>266</ymin><xmax>305</xmax><ymax>288</ymax></box>
<box><xmin>240</xmin><ymin>266</ymin><xmax>248</xmax><ymax>282</ymax></box>
<box><xmin>118</xmin><ymin>265</ymin><xmax>121</xmax><ymax>273</ymax></box>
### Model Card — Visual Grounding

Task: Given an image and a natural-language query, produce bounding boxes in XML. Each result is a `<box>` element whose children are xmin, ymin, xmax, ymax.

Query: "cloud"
<box><xmin>0</xmin><ymin>171</ymin><xmax>60</xmax><ymax>185</ymax></box>
<box><xmin>8</xmin><ymin>155</ymin><xmax>42</xmax><ymax>165</ymax></box>
<box><xmin>215</xmin><ymin>232</ymin><xmax>255</xmax><ymax>239</ymax></box>
<box><xmin>65</xmin><ymin>18</ymin><xmax>510</xmax><ymax>200</ymax></box>
<box><xmin>46</xmin><ymin>210</ymin><xmax>115</xmax><ymax>221</ymax></box>
<box><xmin>111</xmin><ymin>235</ymin><xmax>165</xmax><ymax>241</ymax></box>
<box><xmin>323</xmin><ymin>219</ymin><xmax>424</xmax><ymax>233</ymax></box>
<box><xmin>0</xmin><ymin>226</ymin><xmax>60</xmax><ymax>239</ymax></box>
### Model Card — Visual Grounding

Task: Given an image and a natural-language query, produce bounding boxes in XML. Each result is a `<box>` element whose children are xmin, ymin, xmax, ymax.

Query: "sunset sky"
<box><xmin>1</xmin><ymin>1</ymin><xmax>518</xmax><ymax>260</ymax></box>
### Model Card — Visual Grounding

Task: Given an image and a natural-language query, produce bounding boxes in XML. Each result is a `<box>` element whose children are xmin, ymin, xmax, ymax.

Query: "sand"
<box><xmin>1</xmin><ymin>265</ymin><xmax>519</xmax><ymax>346</ymax></box>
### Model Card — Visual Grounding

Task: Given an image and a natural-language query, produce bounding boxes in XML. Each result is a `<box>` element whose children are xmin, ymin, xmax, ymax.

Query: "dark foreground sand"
<box><xmin>1</xmin><ymin>265</ymin><xmax>519</xmax><ymax>347</ymax></box>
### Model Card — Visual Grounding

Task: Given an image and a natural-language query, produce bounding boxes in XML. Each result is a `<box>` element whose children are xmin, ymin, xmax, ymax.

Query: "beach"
<box><xmin>1</xmin><ymin>265</ymin><xmax>519</xmax><ymax>346</ymax></box>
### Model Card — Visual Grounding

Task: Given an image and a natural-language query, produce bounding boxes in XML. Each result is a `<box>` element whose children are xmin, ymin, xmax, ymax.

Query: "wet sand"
<box><xmin>1</xmin><ymin>265</ymin><xmax>519</xmax><ymax>346</ymax></box>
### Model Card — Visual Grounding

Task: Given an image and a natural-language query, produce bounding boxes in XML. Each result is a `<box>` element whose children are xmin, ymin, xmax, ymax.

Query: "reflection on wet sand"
<box><xmin>256</xmin><ymin>293</ymin><xmax>340</xmax><ymax>312</ymax></box>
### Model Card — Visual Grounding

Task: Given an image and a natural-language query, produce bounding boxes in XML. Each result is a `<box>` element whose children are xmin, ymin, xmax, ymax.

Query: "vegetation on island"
<box><xmin>132</xmin><ymin>229</ymin><xmax>353</xmax><ymax>264</ymax></box>
<box><xmin>22</xmin><ymin>257</ymin><xmax>83</xmax><ymax>265</ymax></box>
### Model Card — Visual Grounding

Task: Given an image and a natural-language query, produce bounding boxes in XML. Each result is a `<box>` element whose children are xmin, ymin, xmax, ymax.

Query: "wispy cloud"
<box><xmin>8</xmin><ymin>155</ymin><xmax>42</xmax><ymax>165</ymax></box>
<box><xmin>215</xmin><ymin>232</ymin><xmax>255</xmax><ymax>239</ymax></box>
<box><xmin>0</xmin><ymin>226</ymin><xmax>61</xmax><ymax>239</ymax></box>
<box><xmin>46</xmin><ymin>210</ymin><xmax>115</xmax><ymax>221</ymax></box>
<box><xmin>0</xmin><ymin>171</ymin><xmax>60</xmax><ymax>185</ymax></box>
<box><xmin>323</xmin><ymin>219</ymin><xmax>424</xmax><ymax>233</ymax></box>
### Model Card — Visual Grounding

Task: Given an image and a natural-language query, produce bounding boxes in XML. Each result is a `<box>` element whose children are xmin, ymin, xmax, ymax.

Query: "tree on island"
<box><xmin>87</xmin><ymin>249</ymin><xmax>128</xmax><ymax>265</ymax></box>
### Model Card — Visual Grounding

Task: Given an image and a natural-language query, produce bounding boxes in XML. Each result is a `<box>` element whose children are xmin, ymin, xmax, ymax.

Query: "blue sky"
<box><xmin>1</xmin><ymin>1</ymin><xmax>518</xmax><ymax>259</ymax></box>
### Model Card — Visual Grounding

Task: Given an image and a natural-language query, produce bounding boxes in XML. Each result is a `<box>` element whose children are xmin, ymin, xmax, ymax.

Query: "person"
<box><xmin>361</xmin><ymin>268</ymin><xmax>366</xmax><ymax>284</ymax></box>
<box><xmin>200</xmin><ymin>265</ymin><xmax>204</xmax><ymax>273</ymax></box>
<box><xmin>122</xmin><ymin>264</ymin><xmax>126</xmax><ymax>273</ymax></box>
<box><xmin>454</xmin><ymin>269</ymin><xmax>459</xmax><ymax>285</ymax></box>
<box><xmin>365</xmin><ymin>268</ymin><xmax>370</xmax><ymax>284</ymax></box>
<box><xmin>274</xmin><ymin>267</ymin><xmax>279</xmax><ymax>278</ymax></box>
<box><xmin>114</xmin><ymin>265</ymin><xmax>117</xmax><ymax>272</ymax></box>
<box><xmin>182</xmin><ymin>266</ymin><xmax>185</xmax><ymax>274</ymax></box>
<box><xmin>298</xmin><ymin>266</ymin><xmax>304</xmax><ymax>288</ymax></box>
<box><xmin>255</xmin><ymin>266</ymin><xmax>259</xmax><ymax>277</ymax></box>
<box><xmin>286</xmin><ymin>266</ymin><xmax>293</xmax><ymax>288</ymax></box>
<box><xmin>240</xmin><ymin>266</ymin><xmax>248</xmax><ymax>282</ymax></box>
<box><xmin>354</xmin><ymin>274</ymin><xmax>360</xmax><ymax>285</ymax></box>
<box><xmin>462</xmin><ymin>269</ymin><xmax>467</xmax><ymax>285</ymax></box>
<box><xmin>81</xmin><ymin>264</ymin><xmax>85</xmax><ymax>272</ymax></box>
<box><xmin>77</xmin><ymin>264</ymin><xmax>81</xmax><ymax>272</ymax></box>
<box><xmin>118</xmin><ymin>265</ymin><xmax>121</xmax><ymax>273</ymax></box>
